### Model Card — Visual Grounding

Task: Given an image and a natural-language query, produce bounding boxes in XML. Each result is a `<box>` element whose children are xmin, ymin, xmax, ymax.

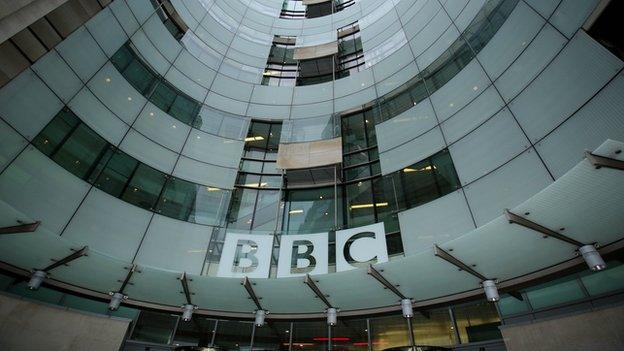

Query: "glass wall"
<box><xmin>32</xmin><ymin>108</ymin><xmax>230</xmax><ymax>226</ymax></box>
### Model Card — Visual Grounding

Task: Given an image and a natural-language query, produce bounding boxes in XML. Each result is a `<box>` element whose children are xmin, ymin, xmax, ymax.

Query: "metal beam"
<box><xmin>0</xmin><ymin>221</ymin><xmax>40</xmax><ymax>234</ymax></box>
<box><xmin>507</xmin><ymin>291</ymin><xmax>524</xmax><ymax>301</ymax></box>
<box><xmin>242</xmin><ymin>276</ymin><xmax>263</xmax><ymax>310</ymax></box>
<box><xmin>433</xmin><ymin>245</ymin><xmax>488</xmax><ymax>281</ymax></box>
<box><xmin>367</xmin><ymin>264</ymin><xmax>406</xmax><ymax>299</ymax></box>
<box><xmin>585</xmin><ymin>151</ymin><xmax>624</xmax><ymax>171</ymax></box>
<box><xmin>179</xmin><ymin>272</ymin><xmax>193</xmax><ymax>305</ymax></box>
<box><xmin>118</xmin><ymin>264</ymin><xmax>137</xmax><ymax>294</ymax></box>
<box><xmin>504</xmin><ymin>209</ymin><xmax>584</xmax><ymax>247</ymax></box>
<box><xmin>304</xmin><ymin>274</ymin><xmax>332</xmax><ymax>309</ymax></box>
<box><xmin>42</xmin><ymin>246</ymin><xmax>88</xmax><ymax>272</ymax></box>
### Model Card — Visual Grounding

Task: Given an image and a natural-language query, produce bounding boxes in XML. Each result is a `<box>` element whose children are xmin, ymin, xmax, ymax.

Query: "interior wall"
<box><xmin>0</xmin><ymin>293</ymin><xmax>130</xmax><ymax>351</ymax></box>
<box><xmin>500</xmin><ymin>304</ymin><xmax>624</xmax><ymax>351</ymax></box>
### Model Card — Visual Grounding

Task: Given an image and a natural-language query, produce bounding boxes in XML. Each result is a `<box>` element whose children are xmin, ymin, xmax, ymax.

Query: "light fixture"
<box><xmin>326</xmin><ymin>307</ymin><xmax>337</xmax><ymax>326</ymax></box>
<box><xmin>579</xmin><ymin>244</ymin><xmax>606</xmax><ymax>271</ymax></box>
<box><xmin>27</xmin><ymin>270</ymin><xmax>46</xmax><ymax>290</ymax></box>
<box><xmin>206</xmin><ymin>187</ymin><xmax>220</xmax><ymax>192</ymax></box>
<box><xmin>255</xmin><ymin>309</ymin><xmax>267</xmax><ymax>327</ymax></box>
<box><xmin>181</xmin><ymin>304</ymin><xmax>196</xmax><ymax>322</ymax></box>
<box><xmin>400</xmin><ymin>298</ymin><xmax>413</xmax><ymax>318</ymax></box>
<box><xmin>403</xmin><ymin>165</ymin><xmax>436</xmax><ymax>173</ymax></box>
<box><xmin>349</xmin><ymin>202</ymin><xmax>388</xmax><ymax>210</ymax></box>
<box><xmin>289</xmin><ymin>209</ymin><xmax>304</xmax><ymax>214</ymax></box>
<box><xmin>245</xmin><ymin>136</ymin><xmax>265</xmax><ymax>142</ymax></box>
<box><xmin>482</xmin><ymin>280</ymin><xmax>499</xmax><ymax>302</ymax></box>
<box><xmin>108</xmin><ymin>292</ymin><xmax>126</xmax><ymax>311</ymax></box>
<box><xmin>127</xmin><ymin>96</ymin><xmax>132</xmax><ymax>101</ymax></box>
<box><xmin>105</xmin><ymin>77</ymin><xmax>111</xmax><ymax>83</ymax></box>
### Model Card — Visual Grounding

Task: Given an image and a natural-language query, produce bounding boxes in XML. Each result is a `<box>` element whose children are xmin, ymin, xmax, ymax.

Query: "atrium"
<box><xmin>0</xmin><ymin>0</ymin><xmax>623</xmax><ymax>350</ymax></box>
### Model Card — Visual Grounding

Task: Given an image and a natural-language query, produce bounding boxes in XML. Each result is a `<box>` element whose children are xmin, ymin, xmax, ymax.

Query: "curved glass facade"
<box><xmin>1</xmin><ymin>1</ymin><xmax>624</xmax><ymax>349</ymax></box>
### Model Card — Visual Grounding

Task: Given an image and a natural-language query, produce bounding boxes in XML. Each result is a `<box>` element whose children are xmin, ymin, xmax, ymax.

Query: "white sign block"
<box><xmin>277</xmin><ymin>233</ymin><xmax>328</xmax><ymax>277</ymax></box>
<box><xmin>217</xmin><ymin>233</ymin><xmax>273</xmax><ymax>278</ymax></box>
<box><xmin>335</xmin><ymin>222</ymin><xmax>388</xmax><ymax>272</ymax></box>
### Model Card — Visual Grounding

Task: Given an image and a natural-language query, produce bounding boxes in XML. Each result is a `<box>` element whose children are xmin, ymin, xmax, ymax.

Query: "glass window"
<box><xmin>169</xmin><ymin>94</ymin><xmax>199</xmax><ymax>124</ymax></box>
<box><xmin>150</xmin><ymin>81</ymin><xmax>177</xmax><ymax>112</ymax></box>
<box><xmin>453</xmin><ymin>301</ymin><xmax>501</xmax><ymax>343</ymax></box>
<box><xmin>345</xmin><ymin>180</ymin><xmax>375</xmax><ymax>228</ymax></box>
<box><xmin>497</xmin><ymin>294</ymin><xmax>530</xmax><ymax>317</ymax></box>
<box><xmin>579</xmin><ymin>261</ymin><xmax>624</xmax><ymax>296</ymax></box>
<box><xmin>213</xmin><ymin>320</ymin><xmax>254</xmax><ymax>350</ymax></box>
<box><xmin>121</xmin><ymin>164</ymin><xmax>167</xmax><ymax>210</ymax></box>
<box><xmin>283</xmin><ymin>186</ymin><xmax>339</xmax><ymax>234</ymax></box>
<box><xmin>254</xmin><ymin>321</ymin><xmax>291</xmax><ymax>351</ymax></box>
<box><xmin>93</xmin><ymin>150</ymin><xmax>138</xmax><ymax>197</ymax></box>
<box><xmin>369</xmin><ymin>315</ymin><xmax>409</xmax><ymax>351</ymax></box>
<box><xmin>130</xmin><ymin>311</ymin><xmax>178</xmax><ymax>344</ymax></box>
<box><xmin>332</xmin><ymin>318</ymin><xmax>369</xmax><ymax>351</ymax></box>
<box><xmin>292</xmin><ymin>320</ymin><xmax>328</xmax><ymax>351</ymax></box>
<box><xmin>32</xmin><ymin>108</ymin><xmax>79</xmax><ymax>156</ymax></box>
<box><xmin>525</xmin><ymin>275</ymin><xmax>586</xmax><ymax>310</ymax></box>
<box><xmin>51</xmin><ymin>124</ymin><xmax>107</xmax><ymax>179</ymax></box>
<box><xmin>173</xmin><ymin>316</ymin><xmax>217</xmax><ymax>346</ymax></box>
<box><xmin>411</xmin><ymin>308</ymin><xmax>456</xmax><ymax>347</ymax></box>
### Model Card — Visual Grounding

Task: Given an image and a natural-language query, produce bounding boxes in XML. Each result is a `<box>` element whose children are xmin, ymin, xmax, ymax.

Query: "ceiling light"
<box><xmin>181</xmin><ymin>304</ymin><xmax>197</xmax><ymax>322</ymax></box>
<box><xmin>27</xmin><ymin>270</ymin><xmax>46</xmax><ymax>290</ymax></box>
<box><xmin>349</xmin><ymin>202</ymin><xmax>388</xmax><ymax>210</ymax></box>
<box><xmin>473</xmin><ymin>86</ymin><xmax>479</xmax><ymax>91</ymax></box>
<box><xmin>579</xmin><ymin>244</ymin><xmax>606</xmax><ymax>271</ymax></box>
<box><xmin>482</xmin><ymin>280</ymin><xmax>499</xmax><ymax>302</ymax></box>
<box><xmin>289</xmin><ymin>209</ymin><xmax>304</xmax><ymax>214</ymax></box>
<box><xmin>105</xmin><ymin>77</ymin><xmax>111</xmax><ymax>83</ymax></box>
<box><xmin>127</xmin><ymin>97</ymin><xmax>132</xmax><ymax>101</ymax></box>
<box><xmin>401</xmin><ymin>298</ymin><xmax>413</xmax><ymax>318</ymax></box>
<box><xmin>244</xmin><ymin>182</ymin><xmax>268</xmax><ymax>188</ymax></box>
<box><xmin>108</xmin><ymin>292</ymin><xmax>126</xmax><ymax>311</ymax></box>
<box><xmin>245</xmin><ymin>136</ymin><xmax>265</xmax><ymax>142</ymax></box>
<box><xmin>403</xmin><ymin>165</ymin><xmax>436</xmax><ymax>173</ymax></box>
<box><xmin>149</xmin><ymin>112</ymin><xmax>154</xmax><ymax>116</ymax></box>
<box><xmin>206</xmin><ymin>187</ymin><xmax>220</xmax><ymax>191</ymax></box>
<box><xmin>326</xmin><ymin>307</ymin><xmax>337</xmax><ymax>326</ymax></box>
<box><xmin>255</xmin><ymin>309</ymin><xmax>267</xmax><ymax>327</ymax></box>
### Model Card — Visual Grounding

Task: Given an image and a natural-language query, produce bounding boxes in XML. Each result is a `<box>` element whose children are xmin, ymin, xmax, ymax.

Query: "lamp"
<box><xmin>482</xmin><ymin>280</ymin><xmax>499</xmax><ymax>302</ymax></box>
<box><xmin>579</xmin><ymin>244</ymin><xmax>606</xmax><ymax>271</ymax></box>
<box><xmin>27</xmin><ymin>270</ymin><xmax>46</xmax><ymax>290</ymax></box>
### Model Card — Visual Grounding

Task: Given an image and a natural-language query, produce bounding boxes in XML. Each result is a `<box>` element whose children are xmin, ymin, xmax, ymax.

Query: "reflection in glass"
<box><xmin>453</xmin><ymin>301</ymin><xmax>501</xmax><ymax>343</ymax></box>
<box><xmin>131</xmin><ymin>311</ymin><xmax>178</xmax><ymax>345</ymax></box>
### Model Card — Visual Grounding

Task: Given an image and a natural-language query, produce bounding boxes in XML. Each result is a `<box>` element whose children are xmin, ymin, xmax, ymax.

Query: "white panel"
<box><xmin>429</xmin><ymin>60</ymin><xmax>490</xmax><ymax>121</ymax></box>
<box><xmin>182</xmin><ymin>129</ymin><xmax>244</xmax><ymax>168</ymax></box>
<box><xmin>333</xmin><ymin>69</ymin><xmax>375</xmax><ymax>98</ymax></box>
<box><xmin>85</xmin><ymin>7</ymin><xmax>128</xmax><ymax>56</ymax></box>
<box><xmin>292</xmin><ymin>82</ymin><xmax>333</xmax><ymax>104</ymax></box>
<box><xmin>119</xmin><ymin>130</ymin><xmax>178</xmax><ymax>173</ymax></box>
<box><xmin>399</xmin><ymin>190</ymin><xmax>476</xmax><ymax>255</ymax></box>
<box><xmin>217</xmin><ymin>232</ymin><xmax>273</xmax><ymax>278</ymax></box>
<box><xmin>464</xmin><ymin>148</ymin><xmax>553</xmax><ymax>226</ymax></box>
<box><xmin>251</xmin><ymin>85</ymin><xmax>293</xmax><ymax>105</ymax></box>
<box><xmin>0</xmin><ymin>120</ymin><xmax>27</xmax><ymax>171</ymax></box>
<box><xmin>173</xmin><ymin>50</ymin><xmax>217</xmax><ymax>89</ymax></box>
<box><xmin>477</xmin><ymin>1</ymin><xmax>544</xmax><ymax>80</ymax></box>
<box><xmin>415</xmin><ymin>24</ymin><xmax>460</xmax><ymax>70</ymax></box>
<box><xmin>379</xmin><ymin>127</ymin><xmax>446</xmax><ymax>175</ymax></box>
<box><xmin>0</xmin><ymin>69</ymin><xmax>63</xmax><ymax>139</ymax></box>
<box><xmin>69</xmin><ymin>88</ymin><xmax>129</xmax><ymax>145</ymax></box>
<box><xmin>130</xmin><ymin>30</ymin><xmax>170</xmax><ymax>75</ymax></box>
<box><xmin>449</xmin><ymin>108</ymin><xmax>530</xmax><ymax>185</ymax></box>
<box><xmin>0</xmin><ymin>147</ymin><xmax>90</xmax><ymax>234</ymax></box>
<box><xmin>440</xmin><ymin>85</ymin><xmax>505</xmax><ymax>144</ymax></box>
<box><xmin>164</xmin><ymin>67</ymin><xmax>208</xmax><ymax>102</ymax></box>
<box><xmin>87</xmin><ymin>62</ymin><xmax>147</xmax><ymax>125</ymax></box>
<box><xmin>335</xmin><ymin>223</ymin><xmax>387</xmax><ymax>272</ymax></box>
<box><xmin>142</xmin><ymin>15</ymin><xmax>183</xmax><ymax>61</ymax></box>
<box><xmin>56</xmin><ymin>27</ymin><xmax>107</xmax><ymax>82</ymax></box>
<box><xmin>173</xmin><ymin>156</ymin><xmax>238</xmax><ymax>189</ymax></box>
<box><xmin>509</xmin><ymin>31</ymin><xmax>623</xmax><ymax>143</ymax></box>
<box><xmin>494</xmin><ymin>24</ymin><xmax>566</xmax><ymax>102</ymax></box>
<box><xmin>277</xmin><ymin>233</ymin><xmax>328</xmax><ymax>277</ymax></box>
<box><xmin>333</xmin><ymin>87</ymin><xmax>377</xmax><ymax>113</ymax></box>
<box><xmin>376</xmin><ymin>62</ymin><xmax>419</xmax><ymax>96</ymax></box>
<box><xmin>132</xmin><ymin>102</ymin><xmax>191</xmax><ymax>152</ymax></box>
<box><xmin>62</xmin><ymin>188</ymin><xmax>152</xmax><ymax>261</ymax></box>
<box><xmin>523</xmin><ymin>0</ymin><xmax>559</xmax><ymax>18</ymax></box>
<box><xmin>536</xmin><ymin>73</ymin><xmax>624</xmax><ymax>178</ymax></box>
<box><xmin>31</xmin><ymin>50</ymin><xmax>82</xmax><ymax>103</ymax></box>
<box><xmin>550</xmin><ymin>0</ymin><xmax>599</xmax><ymax>38</ymax></box>
<box><xmin>109</xmin><ymin>0</ymin><xmax>140</xmax><ymax>35</ymax></box>
<box><xmin>376</xmin><ymin>99</ymin><xmax>437</xmax><ymax>152</ymax></box>
<box><xmin>205</xmin><ymin>92</ymin><xmax>249</xmax><ymax>115</ymax></box>
<box><xmin>135</xmin><ymin>214</ymin><xmax>212</xmax><ymax>274</ymax></box>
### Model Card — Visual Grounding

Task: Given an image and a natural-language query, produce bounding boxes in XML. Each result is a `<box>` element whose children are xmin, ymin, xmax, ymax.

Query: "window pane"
<box><xmin>525</xmin><ymin>276</ymin><xmax>586</xmax><ymax>310</ymax></box>
<box><xmin>94</xmin><ymin>150</ymin><xmax>138</xmax><ymax>197</ymax></box>
<box><xmin>283</xmin><ymin>186</ymin><xmax>338</xmax><ymax>234</ymax></box>
<box><xmin>432</xmin><ymin>149</ymin><xmax>460</xmax><ymax>195</ymax></box>
<box><xmin>173</xmin><ymin>316</ymin><xmax>216</xmax><ymax>346</ymax></box>
<box><xmin>345</xmin><ymin>180</ymin><xmax>375</xmax><ymax>227</ymax></box>
<box><xmin>292</xmin><ymin>320</ymin><xmax>328</xmax><ymax>351</ymax></box>
<box><xmin>131</xmin><ymin>311</ymin><xmax>178</xmax><ymax>344</ymax></box>
<box><xmin>370</xmin><ymin>315</ymin><xmax>409</xmax><ymax>351</ymax></box>
<box><xmin>169</xmin><ymin>94</ymin><xmax>199</xmax><ymax>124</ymax></box>
<box><xmin>411</xmin><ymin>308</ymin><xmax>457</xmax><ymax>347</ymax></box>
<box><xmin>150</xmin><ymin>81</ymin><xmax>177</xmax><ymax>112</ymax></box>
<box><xmin>213</xmin><ymin>320</ymin><xmax>253</xmax><ymax>350</ymax></box>
<box><xmin>123</xmin><ymin>59</ymin><xmax>156</xmax><ymax>95</ymax></box>
<box><xmin>52</xmin><ymin>124</ymin><xmax>107</xmax><ymax>179</ymax></box>
<box><xmin>121</xmin><ymin>164</ymin><xmax>167</xmax><ymax>210</ymax></box>
<box><xmin>33</xmin><ymin>108</ymin><xmax>80</xmax><ymax>155</ymax></box>
<box><xmin>453</xmin><ymin>301</ymin><xmax>501</xmax><ymax>344</ymax></box>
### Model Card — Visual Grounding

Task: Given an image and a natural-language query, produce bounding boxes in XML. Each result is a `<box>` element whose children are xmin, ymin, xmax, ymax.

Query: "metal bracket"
<box><xmin>242</xmin><ymin>276</ymin><xmax>263</xmax><ymax>310</ymax></box>
<box><xmin>42</xmin><ymin>246</ymin><xmax>88</xmax><ymax>272</ymax></box>
<box><xmin>504</xmin><ymin>209</ymin><xmax>584</xmax><ymax>247</ymax></box>
<box><xmin>433</xmin><ymin>245</ymin><xmax>488</xmax><ymax>281</ymax></box>
<box><xmin>585</xmin><ymin>151</ymin><xmax>624</xmax><ymax>171</ymax></box>
<box><xmin>179</xmin><ymin>272</ymin><xmax>194</xmax><ymax>305</ymax></box>
<box><xmin>304</xmin><ymin>274</ymin><xmax>333</xmax><ymax>309</ymax></box>
<box><xmin>0</xmin><ymin>221</ymin><xmax>40</xmax><ymax>235</ymax></box>
<box><xmin>118</xmin><ymin>264</ymin><xmax>137</xmax><ymax>294</ymax></box>
<box><xmin>367</xmin><ymin>264</ymin><xmax>406</xmax><ymax>299</ymax></box>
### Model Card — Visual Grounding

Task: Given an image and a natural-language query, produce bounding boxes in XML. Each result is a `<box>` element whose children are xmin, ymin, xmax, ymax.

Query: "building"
<box><xmin>0</xmin><ymin>0</ymin><xmax>623</xmax><ymax>350</ymax></box>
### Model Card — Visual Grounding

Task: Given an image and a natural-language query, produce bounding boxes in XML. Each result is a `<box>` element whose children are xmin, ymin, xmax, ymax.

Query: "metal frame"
<box><xmin>116</xmin><ymin>264</ymin><xmax>137</xmax><ymax>294</ymax></box>
<box><xmin>242</xmin><ymin>276</ymin><xmax>263</xmax><ymax>310</ymax></box>
<box><xmin>504</xmin><ymin>209</ymin><xmax>584</xmax><ymax>247</ymax></box>
<box><xmin>304</xmin><ymin>274</ymin><xmax>333</xmax><ymax>308</ymax></box>
<box><xmin>433</xmin><ymin>245</ymin><xmax>488</xmax><ymax>281</ymax></box>
<box><xmin>585</xmin><ymin>151</ymin><xmax>624</xmax><ymax>171</ymax></box>
<box><xmin>179</xmin><ymin>272</ymin><xmax>193</xmax><ymax>305</ymax></box>
<box><xmin>0</xmin><ymin>221</ymin><xmax>40</xmax><ymax>235</ymax></box>
<box><xmin>42</xmin><ymin>246</ymin><xmax>89</xmax><ymax>272</ymax></box>
<box><xmin>366</xmin><ymin>264</ymin><xmax>406</xmax><ymax>299</ymax></box>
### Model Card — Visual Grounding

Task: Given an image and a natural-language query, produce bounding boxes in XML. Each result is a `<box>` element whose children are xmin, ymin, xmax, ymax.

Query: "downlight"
<box><xmin>579</xmin><ymin>245</ymin><xmax>606</xmax><ymax>271</ymax></box>
<box><xmin>482</xmin><ymin>280</ymin><xmax>500</xmax><ymax>302</ymax></box>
